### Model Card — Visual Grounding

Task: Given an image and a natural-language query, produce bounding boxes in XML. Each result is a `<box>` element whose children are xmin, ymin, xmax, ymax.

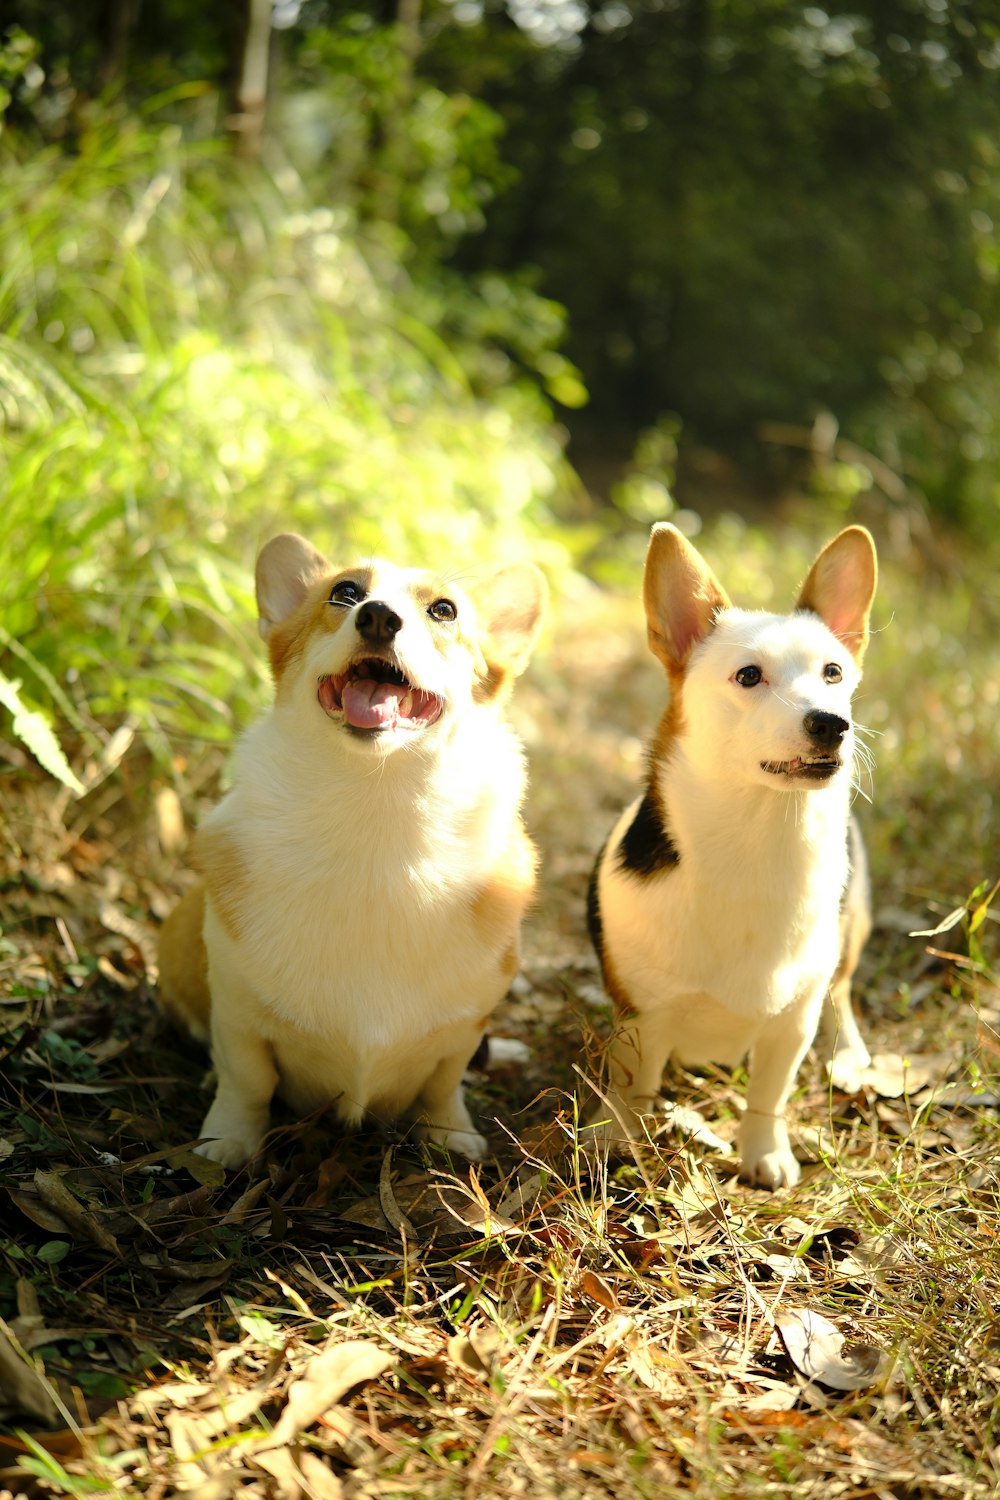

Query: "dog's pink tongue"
<box><xmin>342</xmin><ymin>678</ymin><xmax>402</xmax><ymax>730</ymax></box>
<box><xmin>340</xmin><ymin>678</ymin><xmax>442</xmax><ymax>730</ymax></box>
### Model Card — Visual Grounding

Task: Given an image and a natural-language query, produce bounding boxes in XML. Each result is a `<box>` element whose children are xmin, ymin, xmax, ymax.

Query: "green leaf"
<box><xmin>968</xmin><ymin>875</ymin><xmax>1000</xmax><ymax>937</ymax></box>
<box><xmin>36</xmin><ymin>1240</ymin><xmax>70</xmax><ymax>1264</ymax></box>
<box><xmin>0</xmin><ymin>672</ymin><xmax>85</xmax><ymax>795</ymax></box>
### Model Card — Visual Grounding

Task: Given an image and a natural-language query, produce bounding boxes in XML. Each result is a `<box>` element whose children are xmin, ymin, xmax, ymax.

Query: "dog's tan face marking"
<box><xmin>263</xmin><ymin>569</ymin><xmax>374</xmax><ymax>684</ymax></box>
<box><xmin>471</xmin><ymin>661</ymin><xmax>509</xmax><ymax>705</ymax></box>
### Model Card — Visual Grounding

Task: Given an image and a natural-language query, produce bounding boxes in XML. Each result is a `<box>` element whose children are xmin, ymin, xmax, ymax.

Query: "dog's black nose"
<box><xmin>356</xmin><ymin>600</ymin><xmax>402</xmax><ymax>644</ymax></box>
<box><xmin>803</xmin><ymin>710</ymin><xmax>849</xmax><ymax>749</ymax></box>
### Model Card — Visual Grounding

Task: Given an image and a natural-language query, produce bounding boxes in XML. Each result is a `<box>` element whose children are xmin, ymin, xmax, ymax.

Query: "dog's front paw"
<box><xmin>739</xmin><ymin>1146</ymin><xmax>801</xmax><ymax>1190</ymax></box>
<box><xmin>196</xmin><ymin>1100</ymin><xmax>267</xmax><ymax>1170</ymax></box>
<box><xmin>422</xmin><ymin>1123</ymin><xmax>489</xmax><ymax>1161</ymax></box>
<box><xmin>194</xmin><ymin>1134</ymin><xmax>256</xmax><ymax>1169</ymax></box>
<box><xmin>737</xmin><ymin>1116</ymin><xmax>800</xmax><ymax>1190</ymax></box>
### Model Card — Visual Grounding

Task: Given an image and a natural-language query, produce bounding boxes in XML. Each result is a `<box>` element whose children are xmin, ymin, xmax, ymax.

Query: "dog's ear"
<box><xmin>795</xmin><ymin>526</ymin><xmax>877</xmax><ymax>661</ymax></box>
<box><xmin>643</xmin><ymin>523</ymin><xmax>732</xmax><ymax>671</ymax></box>
<box><xmin>256</xmin><ymin>533</ymin><xmax>330</xmax><ymax>639</ymax></box>
<box><xmin>473</xmin><ymin>564</ymin><xmax>547</xmax><ymax>677</ymax></box>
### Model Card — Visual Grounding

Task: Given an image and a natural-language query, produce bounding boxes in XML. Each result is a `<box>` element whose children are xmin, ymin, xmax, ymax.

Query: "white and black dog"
<box><xmin>587</xmin><ymin>523</ymin><xmax>877</xmax><ymax>1187</ymax></box>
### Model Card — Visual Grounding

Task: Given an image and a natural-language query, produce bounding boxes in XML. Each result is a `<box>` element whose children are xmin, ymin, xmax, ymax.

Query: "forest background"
<box><xmin>1</xmin><ymin>3</ymin><xmax>1000</xmax><ymax>1498</ymax></box>
<box><xmin>4</xmin><ymin>0</ymin><xmax>1000</xmax><ymax>760</ymax></box>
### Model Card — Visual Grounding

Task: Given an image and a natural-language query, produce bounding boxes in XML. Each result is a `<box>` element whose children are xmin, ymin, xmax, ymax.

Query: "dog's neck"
<box><xmin>235</xmin><ymin>698</ymin><xmax>522</xmax><ymax>832</ymax></box>
<box><xmin>655</xmin><ymin>739</ymin><xmax>853</xmax><ymax>865</ymax></box>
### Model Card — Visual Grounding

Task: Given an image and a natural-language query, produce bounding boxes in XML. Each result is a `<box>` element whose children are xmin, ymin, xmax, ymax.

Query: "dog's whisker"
<box><xmin>852</xmin><ymin>741</ymin><xmax>876</xmax><ymax>776</ymax></box>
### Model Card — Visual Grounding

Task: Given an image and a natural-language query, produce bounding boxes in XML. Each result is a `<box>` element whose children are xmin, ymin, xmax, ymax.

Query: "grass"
<box><xmin>0</xmin><ymin>101</ymin><xmax>578</xmax><ymax>789</ymax></box>
<box><xmin>1</xmin><ymin>504</ymin><xmax>999</xmax><ymax>1498</ymax></box>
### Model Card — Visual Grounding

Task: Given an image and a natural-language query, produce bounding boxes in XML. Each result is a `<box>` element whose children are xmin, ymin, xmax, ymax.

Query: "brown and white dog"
<box><xmin>587</xmin><ymin>524</ymin><xmax>877</xmax><ymax>1187</ymax></box>
<box><xmin>158</xmin><ymin>533</ymin><xmax>546</xmax><ymax>1168</ymax></box>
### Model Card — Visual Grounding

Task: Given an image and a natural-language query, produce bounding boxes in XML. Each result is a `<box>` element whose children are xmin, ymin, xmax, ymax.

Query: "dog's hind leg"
<box><xmin>822</xmin><ymin>967</ymin><xmax>872</xmax><ymax>1095</ymax></box>
<box><xmin>198</xmin><ymin>1015</ymin><xmax>278</xmax><ymax>1169</ymax></box>
<box><xmin>415</xmin><ymin>1027</ymin><xmax>490</xmax><ymax>1161</ymax></box>
<box><xmin>587</xmin><ymin>1011</ymin><xmax>672</xmax><ymax>1146</ymax></box>
<box><xmin>822</xmin><ymin>817</ymin><xmax>873</xmax><ymax>1093</ymax></box>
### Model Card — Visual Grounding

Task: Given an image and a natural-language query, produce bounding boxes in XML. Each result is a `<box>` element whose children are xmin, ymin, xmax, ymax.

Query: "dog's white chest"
<box><xmin>600</xmin><ymin>787</ymin><xmax>848</xmax><ymax>1035</ymax></box>
<box><xmin>200</xmin><ymin>713</ymin><xmax>523</xmax><ymax>1116</ymax></box>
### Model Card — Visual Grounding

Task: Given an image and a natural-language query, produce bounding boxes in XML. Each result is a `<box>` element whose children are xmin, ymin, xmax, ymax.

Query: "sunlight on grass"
<box><xmin>0</xmin><ymin>105</ymin><xmax>575</xmax><ymax>790</ymax></box>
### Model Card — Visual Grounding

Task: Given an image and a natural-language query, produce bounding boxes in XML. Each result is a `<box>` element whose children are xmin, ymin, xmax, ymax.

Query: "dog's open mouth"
<box><xmin>761</xmin><ymin>756</ymin><xmax>841</xmax><ymax>782</ymax></box>
<box><xmin>318</xmin><ymin>659</ymin><xmax>443</xmax><ymax>733</ymax></box>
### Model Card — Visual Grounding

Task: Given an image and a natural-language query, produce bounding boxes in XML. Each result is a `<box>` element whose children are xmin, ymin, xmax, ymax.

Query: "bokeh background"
<box><xmin>3</xmin><ymin>3</ymin><xmax>1000</xmax><ymax>762</ymax></box>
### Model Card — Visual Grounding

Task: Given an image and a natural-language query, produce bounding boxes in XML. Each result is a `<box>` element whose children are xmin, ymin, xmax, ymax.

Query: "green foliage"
<box><xmin>425</xmin><ymin>0</ymin><xmax>1000</xmax><ymax>531</ymax></box>
<box><xmin>288</xmin><ymin>15</ymin><xmax>513</xmax><ymax>255</ymax></box>
<box><xmin>282</xmin><ymin>15</ymin><xmax>588</xmax><ymax>407</ymax></box>
<box><xmin>0</xmin><ymin>670</ymin><xmax>85</xmax><ymax>791</ymax></box>
<box><xmin>0</xmin><ymin>94</ymin><xmax>578</xmax><ymax>784</ymax></box>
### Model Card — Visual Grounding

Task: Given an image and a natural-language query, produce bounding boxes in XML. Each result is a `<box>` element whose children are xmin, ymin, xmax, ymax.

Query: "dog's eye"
<box><xmin>735</xmin><ymin>665</ymin><xmax>763</xmax><ymax>688</ymax></box>
<box><xmin>329</xmin><ymin>580</ymin><xmax>365</xmax><ymax>608</ymax></box>
<box><xmin>428</xmin><ymin>598</ymin><xmax>457</xmax><ymax>623</ymax></box>
<box><xmin>823</xmin><ymin>662</ymin><xmax>843</xmax><ymax>683</ymax></box>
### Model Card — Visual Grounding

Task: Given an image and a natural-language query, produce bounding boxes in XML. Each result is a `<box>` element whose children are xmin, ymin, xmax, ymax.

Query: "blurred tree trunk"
<box><xmin>231</xmin><ymin>0</ymin><xmax>272</xmax><ymax>158</ymax></box>
<box><xmin>97</xmin><ymin>0</ymin><xmax>137</xmax><ymax>91</ymax></box>
<box><xmin>371</xmin><ymin>0</ymin><xmax>422</xmax><ymax>225</ymax></box>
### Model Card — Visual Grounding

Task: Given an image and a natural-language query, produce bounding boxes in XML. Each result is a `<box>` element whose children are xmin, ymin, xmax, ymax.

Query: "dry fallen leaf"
<box><xmin>660</xmin><ymin>1100</ymin><xmax>733</xmax><ymax>1154</ymax></box>
<box><xmin>0</xmin><ymin>1317</ymin><xmax>60</xmax><ymax>1424</ymax></box>
<box><xmin>579</xmin><ymin>1270</ymin><xmax>619</xmax><ymax>1311</ymax></box>
<box><xmin>165</xmin><ymin>1409</ymin><xmax>215</xmax><ymax>1488</ymax></box>
<box><xmin>759</xmin><ymin>1253</ymin><xmax>812</xmax><ymax>1282</ymax></box>
<box><xmin>264</xmin><ymin>1341</ymin><xmax>395</xmax><ymax>1449</ymax></box>
<box><xmin>297</xmin><ymin>1450</ymin><xmax>347</xmax><ymax>1499</ymax></box>
<box><xmin>433</xmin><ymin>1179</ymin><xmax>520</xmax><ymax>1238</ymax></box>
<box><xmin>774</xmin><ymin>1308</ymin><xmax>886</xmax><ymax>1391</ymax></box>
<box><xmin>447</xmin><ymin>1324</ymin><xmax>502</xmax><ymax>1379</ymax></box>
<box><xmin>857</xmin><ymin>1051</ymin><xmax>952</xmax><ymax>1098</ymax></box>
<box><xmin>255</xmin><ymin>1445</ymin><xmax>345</xmax><ymax>1500</ymax></box>
<box><xmin>340</xmin><ymin>1172</ymin><xmax>438</xmax><ymax>1233</ymax></box>
<box><xmin>727</xmin><ymin>1383</ymin><xmax>799</xmax><ymax>1414</ymax></box>
<box><xmin>379</xmin><ymin>1146</ymin><xmax>418</xmax><ymax>1241</ymax></box>
<box><xmin>34</xmin><ymin>1169</ymin><xmax>121</xmax><ymax>1257</ymax></box>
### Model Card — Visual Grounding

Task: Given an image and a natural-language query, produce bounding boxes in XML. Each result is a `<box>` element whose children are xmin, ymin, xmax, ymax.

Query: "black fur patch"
<box><xmin>586</xmin><ymin>845</ymin><xmax>606</xmax><ymax>958</ymax></box>
<box><xmin>616</xmin><ymin>789</ymin><xmax>680</xmax><ymax>878</ymax></box>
